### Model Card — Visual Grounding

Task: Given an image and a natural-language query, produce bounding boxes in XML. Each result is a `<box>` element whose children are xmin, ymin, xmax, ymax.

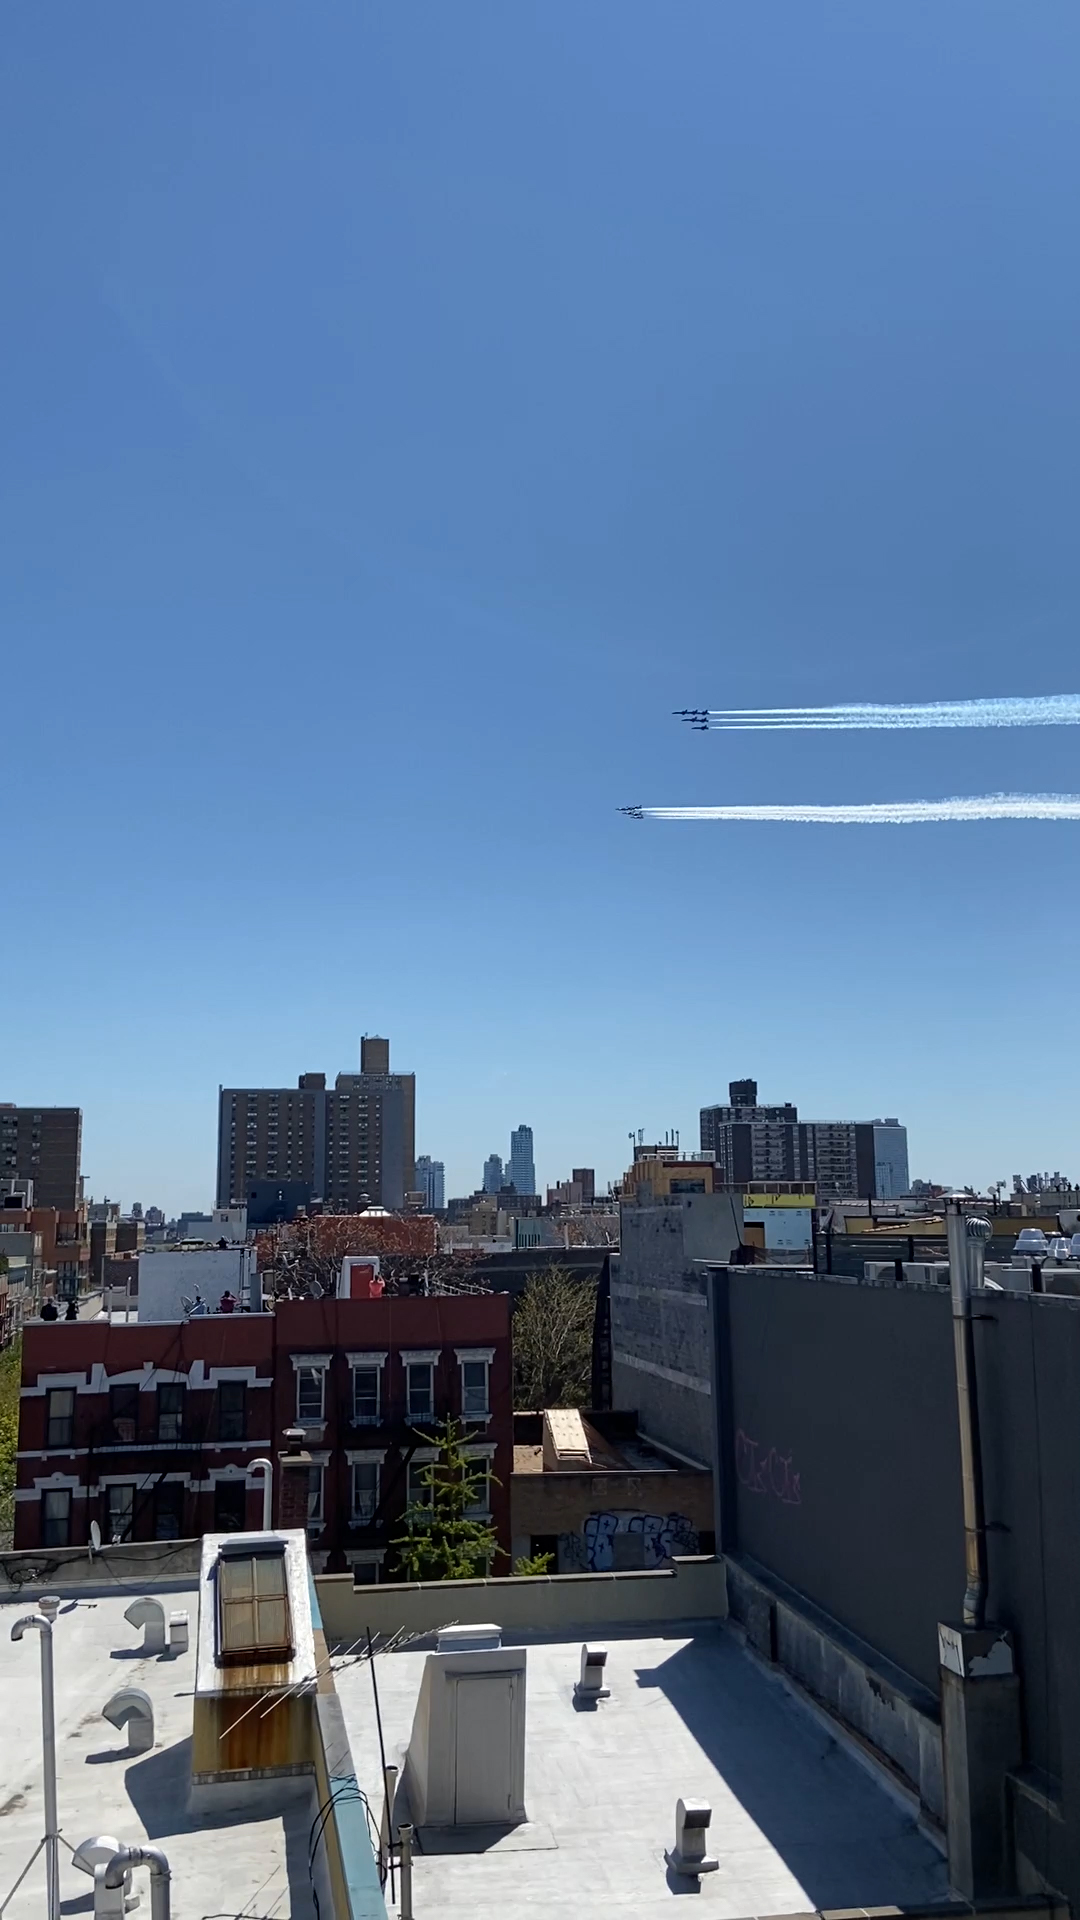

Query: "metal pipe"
<box><xmin>250</xmin><ymin>1458</ymin><xmax>274</xmax><ymax>1529</ymax></box>
<box><xmin>104</xmin><ymin>1846</ymin><xmax>171</xmax><ymax>1920</ymax></box>
<box><xmin>397</xmin><ymin>1825</ymin><xmax>414</xmax><ymax>1920</ymax></box>
<box><xmin>946</xmin><ymin>1201</ymin><xmax>988</xmax><ymax>1629</ymax></box>
<box><xmin>10</xmin><ymin>1612</ymin><xmax>59</xmax><ymax>1920</ymax></box>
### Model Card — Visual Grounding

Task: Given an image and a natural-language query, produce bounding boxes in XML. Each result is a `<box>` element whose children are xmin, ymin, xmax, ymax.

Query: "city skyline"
<box><xmin>6</xmin><ymin>1056</ymin><xmax>1061</xmax><ymax>1215</ymax></box>
<box><xmin>5</xmin><ymin>6</ymin><xmax>1079</xmax><ymax>1217</ymax></box>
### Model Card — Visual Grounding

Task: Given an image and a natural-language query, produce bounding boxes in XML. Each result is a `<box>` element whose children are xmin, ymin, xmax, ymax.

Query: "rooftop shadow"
<box><xmin>634</xmin><ymin>1632</ymin><xmax>947</xmax><ymax>1911</ymax></box>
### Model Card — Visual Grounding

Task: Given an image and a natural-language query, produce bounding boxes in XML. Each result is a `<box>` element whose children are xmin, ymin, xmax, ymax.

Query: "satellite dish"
<box><xmin>89</xmin><ymin>1520</ymin><xmax>102</xmax><ymax>1557</ymax></box>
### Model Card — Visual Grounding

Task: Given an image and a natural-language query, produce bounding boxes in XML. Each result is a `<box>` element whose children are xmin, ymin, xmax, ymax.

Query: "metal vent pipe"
<box><xmin>104</xmin><ymin>1847</ymin><xmax>171</xmax><ymax>1920</ymax></box>
<box><xmin>946</xmin><ymin>1201</ymin><xmax>992</xmax><ymax>1629</ymax></box>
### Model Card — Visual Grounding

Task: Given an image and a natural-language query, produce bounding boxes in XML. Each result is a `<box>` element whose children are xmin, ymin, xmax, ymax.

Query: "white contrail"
<box><xmin>638</xmin><ymin>794</ymin><xmax>1080</xmax><ymax>825</ymax></box>
<box><xmin>687</xmin><ymin>694</ymin><xmax>1080</xmax><ymax>731</ymax></box>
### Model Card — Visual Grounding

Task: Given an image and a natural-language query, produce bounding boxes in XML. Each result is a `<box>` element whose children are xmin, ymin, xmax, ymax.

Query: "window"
<box><xmin>464</xmin><ymin>1455</ymin><xmax>492</xmax><ymax>1518</ymax></box>
<box><xmin>296</xmin><ymin>1365</ymin><xmax>325</xmax><ymax>1425</ymax></box>
<box><xmin>351</xmin><ymin>1461</ymin><xmax>380</xmax><ymax>1525</ymax></box>
<box><xmin>406</xmin><ymin>1362</ymin><xmax>434</xmax><ymax>1422</ymax></box>
<box><xmin>109</xmin><ymin>1384</ymin><xmax>139</xmax><ymax>1444</ymax></box>
<box><xmin>350</xmin><ymin>1557</ymin><xmax>382</xmax><ymax>1585</ymax></box>
<box><xmin>460</xmin><ymin>1359</ymin><xmax>490</xmax><ymax>1419</ymax></box>
<box><xmin>307</xmin><ymin>1464</ymin><xmax>324</xmax><ymax>1531</ymax></box>
<box><xmin>46</xmin><ymin>1388</ymin><xmax>74</xmax><ymax>1449</ymax></box>
<box><xmin>217</xmin><ymin>1380</ymin><xmax>247</xmax><ymax>1442</ymax></box>
<box><xmin>351</xmin><ymin>1365</ymin><xmax>381</xmax><ymax>1425</ymax></box>
<box><xmin>105</xmin><ymin>1483</ymin><xmax>135</xmax><ymax>1543</ymax></box>
<box><xmin>217</xmin><ymin>1545</ymin><xmax>292</xmax><ymax>1664</ymax></box>
<box><xmin>154</xmin><ymin>1482</ymin><xmax>184</xmax><ymax>1540</ymax></box>
<box><xmin>214</xmin><ymin>1478</ymin><xmax>246</xmax><ymax>1534</ymax></box>
<box><xmin>157</xmin><ymin>1383</ymin><xmax>185</xmax><ymax>1444</ymax></box>
<box><xmin>406</xmin><ymin>1459</ymin><xmax>433</xmax><ymax>1509</ymax></box>
<box><xmin>41</xmin><ymin>1487</ymin><xmax>71</xmax><ymax>1547</ymax></box>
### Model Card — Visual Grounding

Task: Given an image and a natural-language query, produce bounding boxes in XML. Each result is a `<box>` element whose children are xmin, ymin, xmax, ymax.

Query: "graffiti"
<box><xmin>563</xmin><ymin>1510</ymin><xmax>700</xmax><ymax>1572</ymax></box>
<box><xmin>735</xmin><ymin>1429</ymin><xmax>801</xmax><ymax>1505</ymax></box>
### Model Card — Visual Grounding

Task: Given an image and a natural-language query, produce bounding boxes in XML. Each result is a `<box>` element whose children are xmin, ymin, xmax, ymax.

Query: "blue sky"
<box><xmin>4</xmin><ymin>4</ymin><xmax>1079</xmax><ymax>1210</ymax></box>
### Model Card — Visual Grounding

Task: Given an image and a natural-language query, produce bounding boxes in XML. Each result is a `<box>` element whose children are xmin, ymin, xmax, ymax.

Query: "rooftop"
<box><xmin>334</xmin><ymin>1625</ymin><xmax>948</xmax><ymax>1920</ymax></box>
<box><xmin>0</xmin><ymin>1582</ymin><xmax>315</xmax><ymax>1920</ymax></box>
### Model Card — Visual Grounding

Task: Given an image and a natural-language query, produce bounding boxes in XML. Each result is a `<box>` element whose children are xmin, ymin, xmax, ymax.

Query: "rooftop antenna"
<box><xmin>4</xmin><ymin>1608</ymin><xmax>61</xmax><ymax>1920</ymax></box>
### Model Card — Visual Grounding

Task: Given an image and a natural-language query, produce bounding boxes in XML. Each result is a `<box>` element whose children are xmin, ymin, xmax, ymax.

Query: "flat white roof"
<box><xmin>335</xmin><ymin>1628</ymin><xmax>947</xmax><ymax>1920</ymax></box>
<box><xmin>0</xmin><ymin>1587</ymin><xmax>314</xmax><ymax>1920</ymax></box>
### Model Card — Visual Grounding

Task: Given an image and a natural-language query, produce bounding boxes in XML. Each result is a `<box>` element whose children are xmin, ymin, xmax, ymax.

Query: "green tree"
<box><xmin>392</xmin><ymin>1416</ymin><xmax>502</xmax><ymax>1581</ymax></box>
<box><xmin>512</xmin><ymin>1549</ymin><xmax>554</xmax><ymax>1576</ymax></box>
<box><xmin>513</xmin><ymin>1266</ymin><xmax>597</xmax><ymax>1409</ymax></box>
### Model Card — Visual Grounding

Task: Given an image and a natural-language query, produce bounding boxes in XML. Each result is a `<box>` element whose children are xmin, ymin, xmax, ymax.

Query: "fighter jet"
<box><xmin>619</xmin><ymin>805</ymin><xmax>645</xmax><ymax>820</ymax></box>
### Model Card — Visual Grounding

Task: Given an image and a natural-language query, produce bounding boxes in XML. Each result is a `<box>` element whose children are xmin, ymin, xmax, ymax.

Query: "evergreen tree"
<box><xmin>392</xmin><ymin>1415</ymin><xmax>502</xmax><ymax>1581</ymax></box>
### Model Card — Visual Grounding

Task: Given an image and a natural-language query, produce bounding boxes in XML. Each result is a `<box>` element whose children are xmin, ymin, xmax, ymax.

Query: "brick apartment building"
<box><xmin>15</xmin><ymin>1290</ymin><xmax>512</xmax><ymax>1579</ymax></box>
<box><xmin>15</xmin><ymin>1317</ymin><xmax>275</xmax><ymax>1551</ymax></box>
<box><xmin>273</xmin><ymin>1293</ymin><xmax>511</xmax><ymax>1578</ymax></box>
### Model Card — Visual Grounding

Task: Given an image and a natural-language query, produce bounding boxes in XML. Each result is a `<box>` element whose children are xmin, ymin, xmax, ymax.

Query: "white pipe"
<box><xmin>398</xmin><ymin>1825</ymin><xmax>414</xmax><ymax>1920</ymax></box>
<box><xmin>250</xmin><ymin>1458</ymin><xmax>274</xmax><ymax>1529</ymax></box>
<box><xmin>104</xmin><ymin>1846</ymin><xmax>171</xmax><ymax>1920</ymax></box>
<box><xmin>10</xmin><ymin>1613</ymin><xmax>59</xmax><ymax>1920</ymax></box>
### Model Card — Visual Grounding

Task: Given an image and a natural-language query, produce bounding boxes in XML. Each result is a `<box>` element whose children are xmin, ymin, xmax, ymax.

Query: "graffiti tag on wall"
<box><xmin>560</xmin><ymin>1510</ymin><xmax>700</xmax><ymax>1573</ymax></box>
<box><xmin>735</xmin><ymin>1429</ymin><xmax>801</xmax><ymax>1505</ymax></box>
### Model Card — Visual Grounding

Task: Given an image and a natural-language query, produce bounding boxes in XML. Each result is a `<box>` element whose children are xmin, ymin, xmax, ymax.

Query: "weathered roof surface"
<box><xmin>0</xmin><ymin>1587</ymin><xmax>315</xmax><ymax>1920</ymax></box>
<box><xmin>336</xmin><ymin>1627</ymin><xmax>948</xmax><ymax>1920</ymax></box>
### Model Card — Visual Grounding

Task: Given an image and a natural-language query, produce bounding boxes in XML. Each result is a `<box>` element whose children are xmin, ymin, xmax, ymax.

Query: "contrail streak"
<box><xmin>633</xmin><ymin>794</ymin><xmax>1080</xmax><ymax>825</ymax></box>
<box><xmin>680</xmin><ymin>695</ymin><xmax>1080</xmax><ymax>731</ymax></box>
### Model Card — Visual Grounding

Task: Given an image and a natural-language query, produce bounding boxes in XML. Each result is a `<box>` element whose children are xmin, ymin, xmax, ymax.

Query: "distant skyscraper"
<box><xmin>415</xmin><ymin>1155</ymin><xmax>445</xmax><ymax>1211</ymax></box>
<box><xmin>509</xmin><ymin>1125</ymin><xmax>536</xmax><ymax>1197</ymax></box>
<box><xmin>483</xmin><ymin>1154</ymin><xmax>504</xmax><ymax>1194</ymax></box>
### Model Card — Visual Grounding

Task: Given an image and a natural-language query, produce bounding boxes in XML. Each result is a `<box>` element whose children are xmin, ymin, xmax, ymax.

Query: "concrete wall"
<box><xmin>713</xmin><ymin>1268</ymin><xmax>964</xmax><ymax>1695</ymax></box>
<box><xmin>611</xmin><ymin>1196</ymin><xmax>742</xmax><ymax>1466</ymax></box>
<box><xmin>315</xmin><ymin>1555</ymin><xmax>727</xmax><ymax>1645</ymax></box>
<box><xmin>973</xmin><ymin>1291</ymin><xmax>1080</xmax><ymax>1903</ymax></box>
<box><xmin>707</xmin><ymin>1266</ymin><xmax>1080</xmax><ymax>1907</ymax></box>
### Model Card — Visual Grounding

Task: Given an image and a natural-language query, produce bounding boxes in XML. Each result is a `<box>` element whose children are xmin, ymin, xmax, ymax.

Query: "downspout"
<box><xmin>946</xmin><ymin>1200</ymin><xmax>993</xmax><ymax>1628</ymax></box>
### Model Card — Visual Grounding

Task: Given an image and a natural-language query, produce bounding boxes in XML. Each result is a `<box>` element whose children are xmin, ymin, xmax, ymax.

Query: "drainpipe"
<box><xmin>104</xmin><ymin>1846</ymin><xmax>171</xmax><ymax>1920</ymax></box>
<box><xmin>250</xmin><ymin>1458</ymin><xmax>274</xmax><ymax>1530</ymax></box>
<box><xmin>946</xmin><ymin>1200</ymin><xmax>992</xmax><ymax>1629</ymax></box>
<box><xmin>10</xmin><ymin>1610</ymin><xmax>59</xmax><ymax>1920</ymax></box>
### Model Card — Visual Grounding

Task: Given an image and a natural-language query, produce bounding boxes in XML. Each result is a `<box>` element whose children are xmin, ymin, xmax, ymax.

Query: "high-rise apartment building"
<box><xmin>0</xmin><ymin>1105</ymin><xmax>82</xmax><ymax>1209</ymax></box>
<box><xmin>509</xmin><ymin>1125</ymin><xmax>536</xmax><ymax>1197</ymax></box>
<box><xmin>483</xmin><ymin>1154</ymin><xmax>504</xmax><ymax>1194</ymax></box>
<box><xmin>414</xmin><ymin>1155</ymin><xmax>445</xmax><ymax>1211</ymax></box>
<box><xmin>855</xmin><ymin>1120</ymin><xmax>910</xmax><ymax>1200</ymax></box>
<box><xmin>217</xmin><ymin>1039</ymin><xmax>416</xmax><ymax>1212</ymax></box>
<box><xmin>699</xmin><ymin>1081</ymin><xmax>907</xmax><ymax>1201</ymax></box>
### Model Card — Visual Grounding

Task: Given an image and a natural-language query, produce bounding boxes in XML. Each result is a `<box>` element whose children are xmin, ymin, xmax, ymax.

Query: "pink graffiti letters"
<box><xmin>735</xmin><ymin>1429</ymin><xmax>801</xmax><ymax>1505</ymax></box>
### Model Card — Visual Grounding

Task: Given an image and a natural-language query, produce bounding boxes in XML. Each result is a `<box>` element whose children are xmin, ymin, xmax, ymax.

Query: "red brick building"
<box><xmin>16</xmin><ymin>1290</ymin><xmax>513</xmax><ymax>1581</ymax></box>
<box><xmin>15</xmin><ymin>1317</ymin><xmax>275</xmax><ymax>1552</ymax></box>
<box><xmin>272</xmin><ymin>1293</ymin><xmax>512</xmax><ymax>1579</ymax></box>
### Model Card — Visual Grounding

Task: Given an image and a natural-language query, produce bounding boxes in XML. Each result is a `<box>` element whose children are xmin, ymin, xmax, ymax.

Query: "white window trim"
<box><xmin>295</xmin><ymin>1358</ymin><xmax>328</xmax><ymax>1425</ymax></box>
<box><xmin>345</xmin><ymin>1448</ymin><xmax>388</xmax><ymax>1465</ymax></box>
<box><xmin>350</xmin><ymin>1458</ymin><xmax>381</xmax><ymax>1525</ymax></box>
<box><xmin>400</xmin><ymin>1349</ymin><xmax>440</xmax><ymax>1365</ymax></box>
<box><xmin>306</xmin><ymin>1459</ymin><xmax>326</xmax><ymax>1529</ymax></box>
<box><xmin>349</xmin><ymin>1354</ymin><xmax>385</xmax><ymax>1425</ymax></box>
<box><xmin>458</xmin><ymin>1353</ymin><xmax>491</xmax><ymax>1418</ymax></box>
<box><xmin>344</xmin><ymin>1549</ymin><xmax>386</xmax><ymax>1567</ymax></box>
<box><xmin>409</xmin><ymin>1446</ymin><xmax>439</xmax><ymax>1463</ymax></box>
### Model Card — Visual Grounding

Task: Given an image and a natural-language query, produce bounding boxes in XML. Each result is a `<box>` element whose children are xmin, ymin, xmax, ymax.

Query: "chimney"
<box><xmin>276</xmin><ymin>1428</ymin><xmax>313</xmax><ymax>1531</ymax></box>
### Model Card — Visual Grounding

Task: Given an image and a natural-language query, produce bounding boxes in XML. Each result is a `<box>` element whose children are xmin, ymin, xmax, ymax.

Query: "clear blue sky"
<box><xmin>4</xmin><ymin>4</ymin><xmax>1079</xmax><ymax>1211</ymax></box>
